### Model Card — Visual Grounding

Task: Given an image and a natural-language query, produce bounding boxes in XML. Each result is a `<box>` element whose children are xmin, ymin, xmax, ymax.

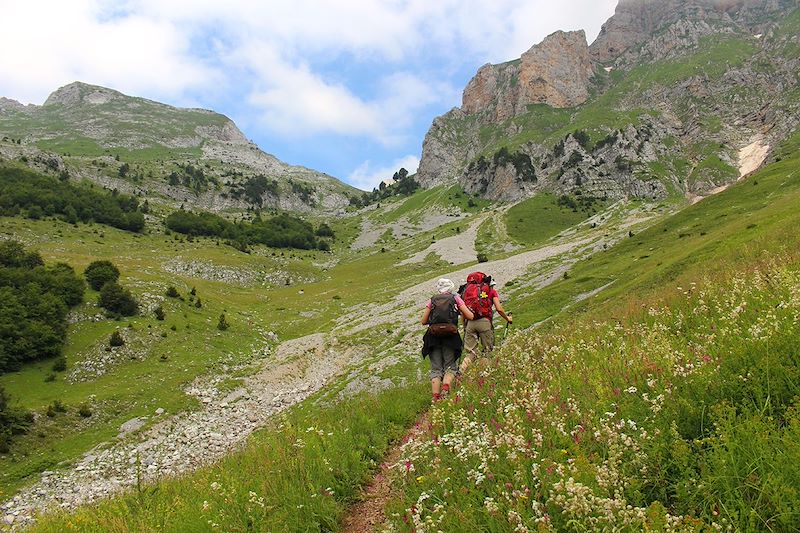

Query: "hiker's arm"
<box><xmin>493</xmin><ymin>297</ymin><xmax>512</xmax><ymax>323</ymax></box>
<box><xmin>458</xmin><ymin>302</ymin><xmax>475</xmax><ymax>321</ymax></box>
<box><xmin>420</xmin><ymin>307</ymin><xmax>431</xmax><ymax>326</ymax></box>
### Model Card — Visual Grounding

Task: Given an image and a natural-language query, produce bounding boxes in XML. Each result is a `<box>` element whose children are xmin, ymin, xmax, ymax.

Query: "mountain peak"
<box><xmin>590</xmin><ymin>0</ymin><xmax>795</xmax><ymax>62</ymax></box>
<box><xmin>43</xmin><ymin>82</ymin><xmax>128</xmax><ymax>107</ymax></box>
<box><xmin>460</xmin><ymin>29</ymin><xmax>593</xmax><ymax>121</ymax></box>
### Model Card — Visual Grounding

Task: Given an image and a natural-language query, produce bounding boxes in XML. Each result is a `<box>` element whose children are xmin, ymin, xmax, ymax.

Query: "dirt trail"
<box><xmin>341</xmin><ymin>412</ymin><xmax>431</xmax><ymax>533</ymax></box>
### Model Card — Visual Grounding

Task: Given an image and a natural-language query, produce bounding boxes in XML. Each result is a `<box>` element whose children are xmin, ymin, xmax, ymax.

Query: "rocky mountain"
<box><xmin>0</xmin><ymin>82</ymin><xmax>359</xmax><ymax>213</ymax></box>
<box><xmin>416</xmin><ymin>0</ymin><xmax>800</xmax><ymax>202</ymax></box>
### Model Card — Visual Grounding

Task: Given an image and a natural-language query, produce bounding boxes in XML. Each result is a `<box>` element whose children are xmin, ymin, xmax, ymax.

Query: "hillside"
<box><xmin>416</xmin><ymin>0</ymin><xmax>799</xmax><ymax>204</ymax></box>
<box><xmin>0</xmin><ymin>121</ymin><xmax>795</xmax><ymax>533</ymax></box>
<box><xmin>0</xmin><ymin>0</ymin><xmax>799</xmax><ymax>530</ymax></box>
<box><xmin>0</xmin><ymin>82</ymin><xmax>359</xmax><ymax>214</ymax></box>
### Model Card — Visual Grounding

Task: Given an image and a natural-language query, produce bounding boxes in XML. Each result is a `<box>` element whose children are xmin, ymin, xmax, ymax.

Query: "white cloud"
<box><xmin>0</xmin><ymin>0</ymin><xmax>219</xmax><ymax>105</ymax></box>
<box><xmin>0</xmin><ymin>0</ymin><xmax>619</xmax><ymax>183</ymax></box>
<box><xmin>347</xmin><ymin>155</ymin><xmax>421</xmax><ymax>192</ymax></box>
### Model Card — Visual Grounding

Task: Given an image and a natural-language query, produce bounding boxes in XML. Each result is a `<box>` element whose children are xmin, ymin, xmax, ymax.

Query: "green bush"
<box><xmin>0</xmin><ymin>386</ymin><xmax>33</xmax><ymax>452</ymax></box>
<box><xmin>99</xmin><ymin>282</ymin><xmax>138</xmax><ymax>317</ymax></box>
<box><xmin>0</xmin><ymin>165</ymin><xmax>145</xmax><ymax>232</ymax></box>
<box><xmin>164</xmin><ymin>210</ymin><xmax>326</xmax><ymax>251</ymax></box>
<box><xmin>109</xmin><ymin>330</ymin><xmax>125</xmax><ymax>347</ymax></box>
<box><xmin>0</xmin><ymin>241</ymin><xmax>84</xmax><ymax>373</ymax></box>
<box><xmin>51</xmin><ymin>356</ymin><xmax>67</xmax><ymax>372</ymax></box>
<box><xmin>84</xmin><ymin>260</ymin><xmax>120</xmax><ymax>291</ymax></box>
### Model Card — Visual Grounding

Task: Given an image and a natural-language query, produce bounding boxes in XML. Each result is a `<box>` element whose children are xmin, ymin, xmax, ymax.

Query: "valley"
<box><xmin>0</xmin><ymin>0</ymin><xmax>798</xmax><ymax>530</ymax></box>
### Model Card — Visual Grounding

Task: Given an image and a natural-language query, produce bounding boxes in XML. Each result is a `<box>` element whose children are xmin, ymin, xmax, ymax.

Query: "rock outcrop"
<box><xmin>590</xmin><ymin>0</ymin><xmax>796</xmax><ymax>63</ymax></box>
<box><xmin>462</xmin><ymin>30</ymin><xmax>594</xmax><ymax>121</ymax></box>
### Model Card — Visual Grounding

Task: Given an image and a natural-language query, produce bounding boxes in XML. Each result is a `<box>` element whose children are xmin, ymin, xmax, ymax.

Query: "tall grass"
<box><xmin>31</xmin><ymin>385</ymin><xmax>429</xmax><ymax>532</ymax></box>
<box><xmin>385</xmin><ymin>255</ymin><xmax>800</xmax><ymax>531</ymax></box>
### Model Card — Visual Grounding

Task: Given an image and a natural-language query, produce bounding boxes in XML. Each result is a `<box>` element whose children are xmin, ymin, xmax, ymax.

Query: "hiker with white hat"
<box><xmin>420</xmin><ymin>278</ymin><xmax>474</xmax><ymax>401</ymax></box>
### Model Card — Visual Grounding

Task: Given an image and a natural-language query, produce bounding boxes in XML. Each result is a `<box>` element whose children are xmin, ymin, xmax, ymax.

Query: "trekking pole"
<box><xmin>503</xmin><ymin>312</ymin><xmax>512</xmax><ymax>346</ymax></box>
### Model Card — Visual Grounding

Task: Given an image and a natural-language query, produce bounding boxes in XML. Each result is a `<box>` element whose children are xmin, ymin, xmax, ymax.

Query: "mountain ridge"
<box><xmin>416</xmin><ymin>0</ymin><xmax>799</xmax><ymax>203</ymax></box>
<box><xmin>0</xmin><ymin>82</ymin><xmax>359</xmax><ymax>214</ymax></box>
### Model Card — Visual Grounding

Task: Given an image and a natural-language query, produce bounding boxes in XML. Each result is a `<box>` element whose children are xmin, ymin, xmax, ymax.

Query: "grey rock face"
<box><xmin>590</xmin><ymin>0</ymin><xmax>795</xmax><ymax>63</ymax></box>
<box><xmin>415</xmin><ymin>0</ymin><xmax>799</xmax><ymax>203</ymax></box>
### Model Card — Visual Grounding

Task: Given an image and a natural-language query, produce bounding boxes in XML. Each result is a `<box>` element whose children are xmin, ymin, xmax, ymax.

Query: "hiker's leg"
<box><xmin>429</xmin><ymin>347</ymin><xmax>444</xmax><ymax>398</ymax></box>
<box><xmin>461</xmin><ymin>321</ymin><xmax>480</xmax><ymax>372</ymax></box>
<box><xmin>474</xmin><ymin>319</ymin><xmax>494</xmax><ymax>367</ymax></box>
<box><xmin>442</xmin><ymin>346</ymin><xmax>457</xmax><ymax>392</ymax></box>
<box><xmin>478</xmin><ymin>320</ymin><xmax>495</xmax><ymax>352</ymax></box>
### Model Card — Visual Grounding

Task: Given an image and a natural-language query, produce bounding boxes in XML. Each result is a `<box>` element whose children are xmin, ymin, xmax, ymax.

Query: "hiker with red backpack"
<box><xmin>459</xmin><ymin>272</ymin><xmax>512</xmax><ymax>372</ymax></box>
<box><xmin>420</xmin><ymin>278</ymin><xmax>475</xmax><ymax>401</ymax></box>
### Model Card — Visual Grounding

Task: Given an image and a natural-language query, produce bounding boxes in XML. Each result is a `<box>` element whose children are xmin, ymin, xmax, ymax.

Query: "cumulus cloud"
<box><xmin>0</xmin><ymin>0</ymin><xmax>219</xmax><ymax>105</ymax></box>
<box><xmin>0</xmin><ymin>0</ymin><xmax>618</xmax><ymax>183</ymax></box>
<box><xmin>347</xmin><ymin>155</ymin><xmax>421</xmax><ymax>192</ymax></box>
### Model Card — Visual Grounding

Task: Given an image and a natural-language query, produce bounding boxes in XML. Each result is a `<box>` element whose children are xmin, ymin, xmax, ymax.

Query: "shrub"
<box><xmin>217</xmin><ymin>313</ymin><xmax>230</xmax><ymax>331</ymax></box>
<box><xmin>84</xmin><ymin>260</ymin><xmax>120</xmax><ymax>291</ymax></box>
<box><xmin>0</xmin><ymin>241</ymin><xmax>84</xmax><ymax>374</ymax></box>
<box><xmin>99</xmin><ymin>282</ymin><xmax>138</xmax><ymax>316</ymax></box>
<box><xmin>165</xmin><ymin>286</ymin><xmax>180</xmax><ymax>298</ymax></box>
<box><xmin>477</xmin><ymin>253</ymin><xmax>489</xmax><ymax>263</ymax></box>
<box><xmin>154</xmin><ymin>306</ymin><xmax>165</xmax><ymax>321</ymax></box>
<box><xmin>194</xmin><ymin>298</ymin><xmax>202</xmax><ymax>309</ymax></box>
<box><xmin>0</xmin><ymin>386</ymin><xmax>33</xmax><ymax>452</ymax></box>
<box><xmin>109</xmin><ymin>330</ymin><xmax>125</xmax><ymax>347</ymax></box>
<box><xmin>52</xmin><ymin>356</ymin><xmax>67</xmax><ymax>372</ymax></box>
<box><xmin>78</xmin><ymin>403</ymin><xmax>92</xmax><ymax>418</ymax></box>
<box><xmin>49</xmin><ymin>399</ymin><xmax>67</xmax><ymax>414</ymax></box>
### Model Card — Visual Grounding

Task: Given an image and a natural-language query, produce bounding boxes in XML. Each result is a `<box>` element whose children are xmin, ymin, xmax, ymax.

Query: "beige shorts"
<box><xmin>464</xmin><ymin>318</ymin><xmax>494</xmax><ymax>358</ymax></box>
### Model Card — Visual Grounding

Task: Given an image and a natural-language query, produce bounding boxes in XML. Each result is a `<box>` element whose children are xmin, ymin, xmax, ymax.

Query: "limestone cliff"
<box><xmin>462</xmin><ymin>31</ymin><xmax>594</xmax><ymax>121</ymax></box>
<box><xmin>416</xmin><ymin>0</ymin><xmax>800</xmax><ymax>203</ymax></box>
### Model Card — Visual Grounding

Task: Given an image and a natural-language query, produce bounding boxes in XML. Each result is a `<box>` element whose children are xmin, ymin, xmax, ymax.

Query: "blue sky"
<box><xmin>0</xmin><ymin>0</ymin><xmax>618</xmax><ymax>190</ymax></box>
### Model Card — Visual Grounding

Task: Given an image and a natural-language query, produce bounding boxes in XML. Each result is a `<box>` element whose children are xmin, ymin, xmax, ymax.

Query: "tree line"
<box><xmin>0</xmin><ymin>241</ymin><xmax>85</xmax><ymax>374</ymax></box>
<box><xmin>0</xmin><ymin>165</ymin><xmax>145</xmax><ymax>232</ymax></box>
<box><xmin>165</xmin><ymin>210</ymin><xmax>334</xmax><ymax>251</ymax></box>
<box><xmin>349</xmin><ymin>168</ymin><xmax>420</xmax><ymax>207</ymax></box>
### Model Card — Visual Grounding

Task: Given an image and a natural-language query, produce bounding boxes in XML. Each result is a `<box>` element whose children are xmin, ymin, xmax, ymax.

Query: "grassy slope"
<box><xmin>20</xmin><ymin>132</ymin><xmax>799</xmax><ymax>530</ymax></box>
<box><xmin>505</xmin><ymin>129</ymin><xmax>800</xmax><ymax>328</ymax></box>
<box><xmin>504</xmin><ymin>193</ymin><xmax>610</xmax><ymax>247</ymax></box>
<box><xmin>382</xmin><ymin>131</ymin><xmax>800</xmax><ymax>531</ymax></box>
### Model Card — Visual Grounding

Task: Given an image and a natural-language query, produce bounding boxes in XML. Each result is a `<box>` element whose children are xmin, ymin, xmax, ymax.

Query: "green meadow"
<box><xmin>0</xmin><ymin>127</ymin><xmax>796</xmax><ymax>533</ymax></box>
<box><xmin>5</xmin><ymin>129</ymin><xmax>794</xmax><ymax>531</ymax></box>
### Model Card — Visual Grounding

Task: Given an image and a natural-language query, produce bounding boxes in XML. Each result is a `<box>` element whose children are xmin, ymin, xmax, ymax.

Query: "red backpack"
<box><xmin>462</xmin><ymin>272</ymin><xmax>493</xmax><ymax>320</ymax></box>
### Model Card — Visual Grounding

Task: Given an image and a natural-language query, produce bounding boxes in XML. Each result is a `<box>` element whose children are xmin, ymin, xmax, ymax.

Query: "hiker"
<box><xmin>421</xmin><ymin>278</ymin><xmax>475</xmax><ymax>401</ymax></box>
<box><xmin>459</xmin><ymin>271</ymin><xmax>512</xmax><ymax>372</ymax></box>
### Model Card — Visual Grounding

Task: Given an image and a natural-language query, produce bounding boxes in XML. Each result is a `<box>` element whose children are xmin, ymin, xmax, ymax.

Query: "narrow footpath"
<box><xmin>341</xmin><ymin>411</ymin><xmax>432</xmax><ymax>533</ymax></box>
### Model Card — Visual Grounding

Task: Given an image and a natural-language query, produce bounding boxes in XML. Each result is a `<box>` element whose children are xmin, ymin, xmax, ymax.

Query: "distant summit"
<box><xmin>0</xmin><ymin>82</ymin><xmax>359</xmax><ymax>213</ymax></box>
